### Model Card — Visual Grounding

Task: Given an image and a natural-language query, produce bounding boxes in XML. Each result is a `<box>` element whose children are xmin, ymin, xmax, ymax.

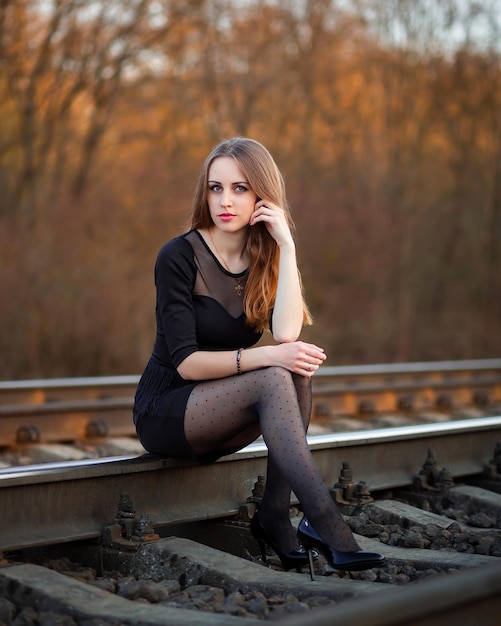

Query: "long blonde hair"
<box><xmin>190</xmin><ymin>137</ymin><xmax>312</xmax><ymax>332</ymax></box>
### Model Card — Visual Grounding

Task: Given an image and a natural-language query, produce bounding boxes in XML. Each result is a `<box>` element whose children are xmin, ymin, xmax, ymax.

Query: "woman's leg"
<box><xmin>184</xmin><ymin>367</ymin><xmax>358</xmax><ymax>552</ymax></box>
<box><xmin>256</xmin><ymin>374</ymin><xmax>312</xmax><ymax>553</ymax></box>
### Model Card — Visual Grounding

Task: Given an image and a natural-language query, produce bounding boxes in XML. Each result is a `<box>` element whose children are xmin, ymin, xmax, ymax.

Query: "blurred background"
<box><xmin>0</xmin><ymin>0</ymin><xmax>500</xmax><ymax>380</ymax></box>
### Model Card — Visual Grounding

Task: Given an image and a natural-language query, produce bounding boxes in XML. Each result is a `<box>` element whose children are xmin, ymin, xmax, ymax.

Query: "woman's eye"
<box><xmin>208</xmin><ymin>184</ymin><xmax>248</xmax><ymax>192</ymax></box>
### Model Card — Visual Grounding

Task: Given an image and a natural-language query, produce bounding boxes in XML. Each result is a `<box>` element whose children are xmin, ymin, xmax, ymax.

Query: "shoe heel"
<box><xmin>256</xmin><ymin>538</ymin><xmax>268</xmax><ymax>563</ymax></box>
<box><xmin>306</xmin><ymin>548</ymin><xmax>316</xmax><ymax>581</ymax></box>
<box><xmin>251</xmin><ymin>513</ymin><xmax>310</xmax><ymax>571</ymax></box>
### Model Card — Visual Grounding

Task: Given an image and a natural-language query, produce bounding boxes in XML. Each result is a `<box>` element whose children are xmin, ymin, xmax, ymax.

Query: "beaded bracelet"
<box><xmin>236</xmin><ymin>348</ymin><xmax>244</xmax><ymax>375</ymax></box>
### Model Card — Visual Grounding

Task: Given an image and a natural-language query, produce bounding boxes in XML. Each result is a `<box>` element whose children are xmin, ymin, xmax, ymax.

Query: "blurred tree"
<box><xmin>0</xmin><ymin>0</ymin><xmax>204</xmax><ymax>223</ymax></box>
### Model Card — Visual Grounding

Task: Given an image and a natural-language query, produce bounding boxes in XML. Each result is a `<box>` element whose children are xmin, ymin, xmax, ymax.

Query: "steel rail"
<box><xmin>1</xmin><ymin>416</ymin><xmax>500</xmax><ymax>553</ymax></box>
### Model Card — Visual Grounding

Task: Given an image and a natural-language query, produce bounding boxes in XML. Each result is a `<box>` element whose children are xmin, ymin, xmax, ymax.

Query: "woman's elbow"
<box><xmin>271</xmin><ymin>314</ymin><xmax>303</xmax><ymax>344</ymax></box>
<box><xmin>176</xmin><ymin>356</ymin><xmax>197</xmax><ymax>380</ymax></box>
<box><xmin>177</xmin><ymin>365</ymin><xmax>193</xmax><ymax>380</ymax></box>
<box><xmin>273</xmin><ymin>329</ymin><xmax>301</xmax><ymax>344</ymax></box>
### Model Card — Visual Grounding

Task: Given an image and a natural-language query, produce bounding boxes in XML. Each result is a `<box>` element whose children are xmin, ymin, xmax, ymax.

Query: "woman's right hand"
<box><xmin>270</xmin><ymin>341</ymin><xmax>327</xmax><ymax>377</ymax></box>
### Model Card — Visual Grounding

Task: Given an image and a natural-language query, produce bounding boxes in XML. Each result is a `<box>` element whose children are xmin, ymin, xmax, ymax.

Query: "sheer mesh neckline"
<box><xmin>192</xmin><ymin>230</ymin><xmax>248</xmax><ymax>277</ymax></box>
<box><xmin>187</xmin><ymin>230</ymin><xmax>249</xmax><ymax>318</ymax></box>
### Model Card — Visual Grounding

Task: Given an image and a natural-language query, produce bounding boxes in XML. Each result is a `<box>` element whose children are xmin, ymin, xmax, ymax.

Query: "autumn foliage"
<box><xmin>0</xmin><ymin>0</ymin><xmax>500</xmax><ymax>379</ymax></box>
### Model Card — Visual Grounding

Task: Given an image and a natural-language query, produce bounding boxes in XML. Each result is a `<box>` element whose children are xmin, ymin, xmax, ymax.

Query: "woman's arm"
<box><xmin>250</xmin><ymin>201</ymin><xmax>305</xmax><ymax>343</ymax></box>
<box><xmin>177</xmin><ymin>342</ymin><xmax>326</xmax><ymax>380</ymax></box>
<box><xmin>271</xmin><ymin>243</ymin><xmax>304</xmax><ymax>343</ymax></box>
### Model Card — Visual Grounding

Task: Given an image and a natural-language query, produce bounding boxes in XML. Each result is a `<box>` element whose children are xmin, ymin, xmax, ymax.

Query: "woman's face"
<box><xmin>207</xmin><ymin>156</ymin><xmax>258</xmax><ymax>233</ymax></box>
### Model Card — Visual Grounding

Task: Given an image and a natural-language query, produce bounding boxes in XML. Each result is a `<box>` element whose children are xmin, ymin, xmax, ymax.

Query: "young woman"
<box><xmin>133</xmin><ymin>137</ymin><xmax>384</xmax><ymax>575</ymax></box>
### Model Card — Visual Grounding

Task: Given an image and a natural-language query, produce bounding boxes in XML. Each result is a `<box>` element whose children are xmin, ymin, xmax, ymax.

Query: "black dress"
<box><xmin>133</xmin><ymin>230</ymin><xmax>263</xmax><ymax>460</ymax></box>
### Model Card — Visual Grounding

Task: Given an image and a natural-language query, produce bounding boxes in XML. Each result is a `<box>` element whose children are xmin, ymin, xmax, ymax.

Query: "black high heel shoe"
<box><xmin>250</xmin><ymin>514</ymin><xmax>312</xmax><ymax>572</ymax></box>
<box><xmin>297</xmin><ymin>517</ymin><xmax>385</xmax><ymax>580</ymax></box>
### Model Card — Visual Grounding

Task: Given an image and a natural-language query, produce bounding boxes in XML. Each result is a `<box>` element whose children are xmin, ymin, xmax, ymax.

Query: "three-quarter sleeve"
<box><xmin>154</xmin><ymin>237</ymin><xmax>198</xmax><ymax>368</ymax></box>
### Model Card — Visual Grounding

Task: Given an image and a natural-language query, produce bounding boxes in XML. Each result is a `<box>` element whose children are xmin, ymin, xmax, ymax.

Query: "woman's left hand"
<box><xmin>249</xmin><ymin>200</ymin><xmax>294</xmax><ymax>249</ymax></box>
<box><xmin>270</xmin><ymin>341</ymin><xmax>326</xmax><ymax>377</ymax></box>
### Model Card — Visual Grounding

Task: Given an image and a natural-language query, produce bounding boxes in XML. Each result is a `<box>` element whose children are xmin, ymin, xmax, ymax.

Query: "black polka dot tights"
<box><xmin>184</xmin><ymin>367</ymin><xmax>359</xmax><ymax>553</ymax></box>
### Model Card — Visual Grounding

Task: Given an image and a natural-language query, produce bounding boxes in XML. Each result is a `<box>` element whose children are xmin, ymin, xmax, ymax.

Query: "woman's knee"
<box><xmin>246</xmin><ymin>366</ymin><xmax>295</xmax><ymax>398</ymax></box>
<box><xmin>263</xmin><ymin>367</ymin><xmax>297</xmax><ymax>394</ymax></box>
<box><xmin>267</xmin><ymin>366</ymin><xmax>294</xmax><ymax>381</ymax></box>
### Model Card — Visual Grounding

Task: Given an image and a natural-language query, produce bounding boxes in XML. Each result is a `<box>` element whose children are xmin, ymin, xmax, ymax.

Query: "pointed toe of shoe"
<box><xmin>332</xmin><ymin>549</ymin><xmax>385</xmax><ymax>571</ymax></box>
<box><xmin>297</xmin><ymin>517</ymin><xmax>385</xmax><ymax>572</ymax></box>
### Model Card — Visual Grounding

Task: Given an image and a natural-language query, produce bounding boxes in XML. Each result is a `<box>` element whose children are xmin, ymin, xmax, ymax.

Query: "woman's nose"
<box><xmin>220</xmin><ymin>190</ymin><xmax>233</xmax><ymax>207</ymax></box>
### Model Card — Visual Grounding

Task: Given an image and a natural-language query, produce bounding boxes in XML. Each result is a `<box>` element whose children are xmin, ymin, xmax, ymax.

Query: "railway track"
<box><xmin>1</xmin><ymin>414</ymin><xmax>501</xmax><ymax>550</ymax></box>
<box><xmin>1</xmin><ymin>360</ymin><xmax>501</xmax><ymax>625</ymax></box>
